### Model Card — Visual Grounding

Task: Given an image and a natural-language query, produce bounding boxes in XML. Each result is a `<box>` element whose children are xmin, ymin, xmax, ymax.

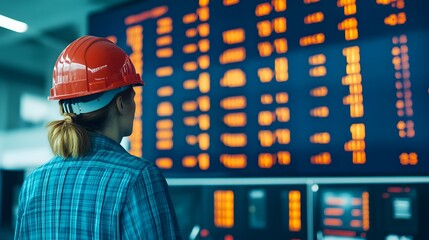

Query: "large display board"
<box><xmin>89</xmin><ymin>0</ymin><xmax>429</xmax><ymax>177</ymax></box>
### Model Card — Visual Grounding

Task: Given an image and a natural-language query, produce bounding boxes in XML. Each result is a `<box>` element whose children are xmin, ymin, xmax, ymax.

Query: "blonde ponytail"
<box><xmin>47</xmin><ymin>113</ymin><xmax>91</xmax><ymax>158</ymax></box>
<box><xmin>47</xmin><ymin>98</ymin><xmax>114</xmax><ymax>158</ymax></box>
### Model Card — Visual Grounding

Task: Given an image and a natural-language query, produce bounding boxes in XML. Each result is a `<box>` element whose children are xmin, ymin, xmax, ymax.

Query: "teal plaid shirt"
<box><xmin>15</xmin><ymin>134</ymin><xmax>181</xmax><ymax>240</ymax></box>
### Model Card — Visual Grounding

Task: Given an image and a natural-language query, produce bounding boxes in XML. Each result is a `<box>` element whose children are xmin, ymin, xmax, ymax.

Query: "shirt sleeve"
<box><xmin>14</xmin><ymin>179</ymin><xmax>27</xmax><ymax>240</ymax></box>
<box><xmin>121</xmin><ymin>162</ymin><xmax>182</xmax><ymax>240</ymax></box>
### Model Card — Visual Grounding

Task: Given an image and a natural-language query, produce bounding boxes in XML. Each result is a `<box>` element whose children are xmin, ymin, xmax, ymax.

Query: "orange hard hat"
<box><xmin>49</xmin><ymin>35</ymin><xmax>144</xmax><ymax>100</ymax></box>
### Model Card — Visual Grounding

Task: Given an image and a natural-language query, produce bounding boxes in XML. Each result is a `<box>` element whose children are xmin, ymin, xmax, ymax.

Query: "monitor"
<box><xmin>89</xmin><ymin>0</ymin><xmax>429</xmax><ymax>177</ymax></box>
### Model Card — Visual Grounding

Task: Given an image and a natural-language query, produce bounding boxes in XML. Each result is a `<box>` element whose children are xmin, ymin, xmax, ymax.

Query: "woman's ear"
<box><xmin>115</xmin><ymin>95</ymin><xmax>126</xmax><ymax>114</ymax></box>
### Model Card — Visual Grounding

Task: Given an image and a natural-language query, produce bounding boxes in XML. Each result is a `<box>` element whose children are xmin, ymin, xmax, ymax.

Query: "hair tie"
<box><xmin>64</xmin><ymin>115</ymin><xmax>73</xmax><ymax>124</ymax></box>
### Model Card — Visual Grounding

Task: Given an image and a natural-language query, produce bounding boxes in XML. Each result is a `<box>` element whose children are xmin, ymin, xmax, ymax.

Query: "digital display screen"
<box><xmin>89</xmin><ymin>0</ymin><xmax>429</xmax><ymax>177</ymax></box>
<box><xmin>392</xmin><ymin>197</ymin><xmax>411</xmax><ymax>219</ymax></box>
<box><xmin>199</xmin><ymin>186</ymin><xmax>306</xmax><ymax>239</ymax></box>
<box><xmin>319</xmin><ymin>189</ymin><xmax>369</xmax><ymax>239</ymax></box>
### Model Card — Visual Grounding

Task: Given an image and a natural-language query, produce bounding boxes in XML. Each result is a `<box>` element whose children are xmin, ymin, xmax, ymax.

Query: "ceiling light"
<box><xmin>0</xmin><ymin>14</ymin><xmax>28</xmax><ymax>33</ymax></box>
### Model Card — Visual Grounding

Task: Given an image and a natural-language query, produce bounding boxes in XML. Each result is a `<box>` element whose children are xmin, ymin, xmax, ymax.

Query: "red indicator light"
<box><xmin>200</xmin><ymin>229</ymin><xmax>209</xmax><ymax>238</ymax></box>
<box><xmin>224</xmin><ymin>234</ymin><xmax>234</xmax><ymax>240</ymax></box>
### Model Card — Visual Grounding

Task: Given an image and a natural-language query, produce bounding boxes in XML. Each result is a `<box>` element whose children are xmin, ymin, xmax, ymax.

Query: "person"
<box><xmin>14</xmin><ymin>35</ymin><xmax>182</xmax><ymax>239</ymax></box>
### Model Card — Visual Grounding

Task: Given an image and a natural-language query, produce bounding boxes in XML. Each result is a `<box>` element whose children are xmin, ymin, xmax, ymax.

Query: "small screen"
<box><xmin>392</xmin><ymin>197</ymin><xmax>412</xmax><ymax>220</ymax></box>
<box><xmin>319</xmin><ymin>189</ymin><xmax>369</xmax><ymax>238</ymax></box>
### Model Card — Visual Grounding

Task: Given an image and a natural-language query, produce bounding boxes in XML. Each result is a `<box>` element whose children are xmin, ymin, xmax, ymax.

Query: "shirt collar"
<box><xmin>90</xmin><ymin>133</ymin><xmax>127</xmax><ymax>154</ymax></box>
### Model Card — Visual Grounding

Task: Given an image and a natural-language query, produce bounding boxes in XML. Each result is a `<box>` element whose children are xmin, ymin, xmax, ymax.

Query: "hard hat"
<box><xmin>49</xmin><ymin>35</ymin><xmax>144</xmax><ymax>101</ymax></box>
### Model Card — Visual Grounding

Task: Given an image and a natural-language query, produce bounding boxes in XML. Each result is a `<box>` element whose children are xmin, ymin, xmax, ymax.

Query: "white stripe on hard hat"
<box><xmin>62</xmin><ymin>87</ymin><xmax>129</xmax><ymax>115</ymax></box>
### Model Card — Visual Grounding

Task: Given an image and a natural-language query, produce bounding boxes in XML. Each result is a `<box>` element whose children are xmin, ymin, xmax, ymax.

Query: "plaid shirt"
<box><xmin>15</xmin><ymin>134</ymin><xmax>182</xmax><ymax>240</ymax></box>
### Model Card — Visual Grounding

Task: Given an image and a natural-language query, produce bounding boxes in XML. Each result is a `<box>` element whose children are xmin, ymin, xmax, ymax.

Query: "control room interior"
<box><xmin>1</xmin><ymin>0</ymin><xmax>428</xmax><ymax>239</ymax></box>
